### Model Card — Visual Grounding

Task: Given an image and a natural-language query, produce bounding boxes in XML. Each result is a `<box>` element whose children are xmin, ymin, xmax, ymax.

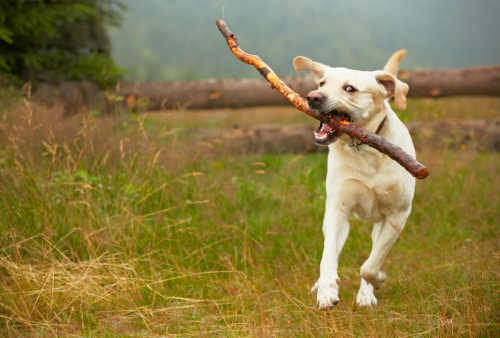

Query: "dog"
<box><xmin>293</xmin><ymin>50</ymin><xmax>416</xmax><ymax>310</ymax></box>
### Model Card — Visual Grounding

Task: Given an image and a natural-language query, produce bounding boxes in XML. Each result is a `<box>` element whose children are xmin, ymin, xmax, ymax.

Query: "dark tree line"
<box><xmin>0</xmin><ymin>0</ymin><xmax>125</xmax><ymax>87</ymax></box>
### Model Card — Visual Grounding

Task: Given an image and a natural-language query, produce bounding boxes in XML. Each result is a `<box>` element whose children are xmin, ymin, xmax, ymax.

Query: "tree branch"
<box><xmin>216</xmin><ymin>20</ymin><xmax>429</xmax><ymax>180</ymax></box>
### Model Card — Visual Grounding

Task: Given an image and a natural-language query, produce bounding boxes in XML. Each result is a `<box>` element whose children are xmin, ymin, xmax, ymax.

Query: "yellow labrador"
<box><xmin>293</xmin><ymin>50</ymin><xmax>416</xmax><ymax>309</ymax></box>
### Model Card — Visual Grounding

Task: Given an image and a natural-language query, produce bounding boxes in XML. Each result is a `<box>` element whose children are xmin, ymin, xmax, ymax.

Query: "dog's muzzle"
<box><xmin>306</xmin><ymin>91</ymin><xmax>352</xmax><ymax>145</ymax></box>
<box><xmin>313</xmin><ymin>110</ymin><xmax>352</xmax><ymax>145</ymax></box>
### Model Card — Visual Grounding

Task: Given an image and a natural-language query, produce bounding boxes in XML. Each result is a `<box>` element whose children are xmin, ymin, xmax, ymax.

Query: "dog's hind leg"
<box><xmin>357</xmin><ymin>212</ymin><xmax>409</xmax><ymax>306</ymax></box>
<box><xmin>356</xmin><ymin>277</ymin><xmax>378</xmax><ymax>306</ymax></box>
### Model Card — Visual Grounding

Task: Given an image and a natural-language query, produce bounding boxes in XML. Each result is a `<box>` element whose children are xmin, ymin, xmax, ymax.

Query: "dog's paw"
<box><xmin>311</xmin><ymin>278</ymin><xmax>340</xmax><ymax>310</ymax></box>
<box><xmin>356</xmin><ymin>279</ymin><xmax>378</xmax><ymax>307</ymax></box>
<box><xmin>360</xmin><ymin>267</ymin><xmax>387</xmax><ymax>289</ymax></box>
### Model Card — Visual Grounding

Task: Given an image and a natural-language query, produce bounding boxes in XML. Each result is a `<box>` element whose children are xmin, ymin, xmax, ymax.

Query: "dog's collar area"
<box><xmin>374</xmin><ymin>116</ymin><xmax>387</xmax><ymax>135</ymax></box>
<box><xmin>349</xmin><ymin>116</ymin><xmax>387</xmax><ymax>151</ymax></box>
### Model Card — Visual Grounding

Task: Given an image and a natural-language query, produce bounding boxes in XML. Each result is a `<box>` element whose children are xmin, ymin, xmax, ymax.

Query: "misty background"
<box><xmin>108</xmin><ymin>0</ymin><xmax>500</xmax><ymax>82</ymax></box>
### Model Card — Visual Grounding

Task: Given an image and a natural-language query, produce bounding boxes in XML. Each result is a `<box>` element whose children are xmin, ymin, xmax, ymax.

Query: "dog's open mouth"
<box><xmin>314</xmin><ymin>110</ymin><xmax>351</xmax><ymax>145</ymax></box>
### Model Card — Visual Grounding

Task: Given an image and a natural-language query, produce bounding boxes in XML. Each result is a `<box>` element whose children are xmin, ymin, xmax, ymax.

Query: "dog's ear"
<box><xmin>383</xmin><ymin>49</ymin><xmax>406</xmax><ymax>76</ymax></box>
<box><xmin>293</xmin><ymin>56</ymin><xmax>325</xmax><ymax>81</ymax></box>
<box><xmin>374</xmin><ymin>71</ymin><xmax>409</xmax><ymax>110</ymax></box>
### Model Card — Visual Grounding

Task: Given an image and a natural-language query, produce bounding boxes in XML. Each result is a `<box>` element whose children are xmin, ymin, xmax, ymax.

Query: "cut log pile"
<box><xmin>29</xmin><ymin>22</ymin><xmax>500</xmax><ymax>163</ymax></box>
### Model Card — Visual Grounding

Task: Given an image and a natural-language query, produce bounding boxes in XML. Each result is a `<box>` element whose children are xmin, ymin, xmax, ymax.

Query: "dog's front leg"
<box><xmin>312</xmin><ymin>204</ymin><xmax>350</xmax><ymax>310</ymax></box>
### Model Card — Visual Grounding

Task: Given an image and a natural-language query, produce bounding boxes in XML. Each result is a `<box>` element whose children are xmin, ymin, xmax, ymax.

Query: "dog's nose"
<box><xmin>306</xmin><ymin>92</ymin><xmax>325</xmax><ymax>109</ymax></box>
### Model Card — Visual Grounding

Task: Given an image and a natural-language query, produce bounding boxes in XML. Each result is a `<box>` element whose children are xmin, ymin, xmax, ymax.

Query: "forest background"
<box><xmin>109</xmin><ymin>0</ymin><xmax>500</xmax><ymax>81</ymax></box>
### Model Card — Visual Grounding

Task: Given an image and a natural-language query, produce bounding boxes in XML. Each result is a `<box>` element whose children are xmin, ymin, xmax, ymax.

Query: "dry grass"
<box><xmin>0</xmin><ymin>90</ymin><xmax>498</xmax><ymax>337</ymax></box>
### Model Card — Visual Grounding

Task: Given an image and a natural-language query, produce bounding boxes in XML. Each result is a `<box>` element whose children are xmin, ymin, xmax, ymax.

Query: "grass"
<box><xmin>0</xmin><ymin>90</ymin><xmax>498</xmax><ymax>337</ymax></box>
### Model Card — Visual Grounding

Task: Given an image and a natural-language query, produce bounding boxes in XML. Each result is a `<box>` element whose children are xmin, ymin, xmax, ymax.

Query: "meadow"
<box><xmin>0</xmin><ymin>88</ymin><xmax>498</xmax><ymax>337</ymax></box>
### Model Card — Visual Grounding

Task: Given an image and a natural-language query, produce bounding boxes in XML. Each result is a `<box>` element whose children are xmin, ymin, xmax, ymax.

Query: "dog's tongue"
<box><xmin>322</xmin><ymin>122</ymin><xmax>333</xmax><ymax>133</ymax></box>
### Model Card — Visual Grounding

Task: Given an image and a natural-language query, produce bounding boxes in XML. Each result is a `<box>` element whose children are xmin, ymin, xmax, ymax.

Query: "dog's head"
<box><xmin>293</xmin><ymin>50</ymin><xmax>409</xmax><ymax>145</ymax></box>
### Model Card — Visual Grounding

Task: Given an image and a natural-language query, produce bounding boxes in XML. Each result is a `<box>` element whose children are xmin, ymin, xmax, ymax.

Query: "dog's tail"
<box><xmin>383</xmin><ymin>49</ymin><xmax>406</xmax><ymax>76</ymax></box>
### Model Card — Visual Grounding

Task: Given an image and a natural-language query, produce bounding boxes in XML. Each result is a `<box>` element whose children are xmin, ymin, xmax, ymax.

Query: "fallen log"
<box><xmin>32</xmin><ymin>66</ymin><xmax>500</xmax><ymax>114</ymax></box>
<box><xmin>400</xmin><ymin>67</ymin><xmax>500</xmax><ymax>98</ymax></box>
<box><xmin>215</xmin><ymin>20</ymin><xmax>429</xmax><ymax>179</ymax></box>
<box><xmin>196</xmin><ymin>119</ymin><xmax>500</xmax><ymax>154</ymax></box>
<box><xmin>116</xmin><ymin>64</ymin><xmax>500</xmax><ymax>111</ymax></box>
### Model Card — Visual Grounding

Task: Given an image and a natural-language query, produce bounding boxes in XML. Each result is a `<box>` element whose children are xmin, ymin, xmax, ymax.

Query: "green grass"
<box><xmin>0</xmin><ymin>92</ymin><xmax>498</xmax><ymax>337</ymax></box>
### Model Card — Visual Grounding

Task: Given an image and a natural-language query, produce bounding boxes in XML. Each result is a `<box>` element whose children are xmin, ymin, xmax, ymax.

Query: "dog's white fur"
<box><xmin>293</xmin><ymin>50</ymin><xmax>416</xmax><ymax>310</ymax></box>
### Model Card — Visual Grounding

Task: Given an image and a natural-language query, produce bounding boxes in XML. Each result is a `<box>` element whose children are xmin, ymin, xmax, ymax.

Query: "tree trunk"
<box><xmin>119</xmin><ymin>66</ymin><xmax>500</xmax><ymax>111</ymax></box>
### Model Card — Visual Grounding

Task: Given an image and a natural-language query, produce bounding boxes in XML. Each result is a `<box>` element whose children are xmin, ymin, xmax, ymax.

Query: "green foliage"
<box><xmin>0</xmin><ymin>0</ymin><xmax>125</xmax><ymax>86</ymax></box>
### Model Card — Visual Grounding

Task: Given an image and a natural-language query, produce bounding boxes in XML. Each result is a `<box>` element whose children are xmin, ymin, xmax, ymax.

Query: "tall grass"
<box><xmin>0</xmin><ymin>90</ymin><xmax>498</xmax><ymax>337</ymax></box>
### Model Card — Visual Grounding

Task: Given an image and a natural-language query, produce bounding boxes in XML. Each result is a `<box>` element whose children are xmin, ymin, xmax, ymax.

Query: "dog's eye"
<box><xmin>319</xmin><ymin>80</ymin><xmax>326</xmax><ymax>87</ymax></box>
<box><xmin>344</xmin><ymin>85</ymin><xmax>357</xmax><ymax>93</ymax></box>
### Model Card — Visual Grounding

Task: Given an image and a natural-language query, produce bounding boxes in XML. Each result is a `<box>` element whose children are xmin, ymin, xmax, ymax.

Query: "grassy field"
<box><xmin>0</xmin><ymin>90</ymin><xmax>498</xmax><ymax>337</ymax></box>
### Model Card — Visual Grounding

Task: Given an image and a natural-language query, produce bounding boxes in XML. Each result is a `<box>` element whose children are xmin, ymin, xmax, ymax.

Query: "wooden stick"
<box><xmin>216</xmin><ymin>20</ymin><xmax>429</xmax><ymax>179</ymax></box>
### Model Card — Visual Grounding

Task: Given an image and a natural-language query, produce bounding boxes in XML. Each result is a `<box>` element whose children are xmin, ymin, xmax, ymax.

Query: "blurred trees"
<box><xmin>0</xmin><ymin>0</ymin><xmax>125</xmax><ymax>86</ymax></box>
<box><xmin>110</xmin><ymin>0</ymin><xmax>500</xmax><ymax>82</ymax></box>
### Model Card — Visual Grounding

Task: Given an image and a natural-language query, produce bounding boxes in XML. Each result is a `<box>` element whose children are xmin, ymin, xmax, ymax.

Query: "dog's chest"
<box><xmin>372</xmin><ymin>182</ymin><xmax>406</xmax><ymax>212</ymax></box>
